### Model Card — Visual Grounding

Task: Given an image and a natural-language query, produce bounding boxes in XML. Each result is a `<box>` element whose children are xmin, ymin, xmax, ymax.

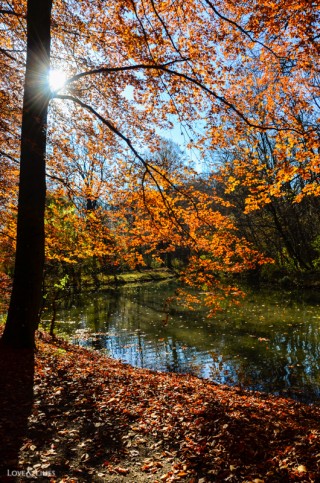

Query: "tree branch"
<box><xmin>0</xmin><ymin>47</ymin><xmax>23</xmax><ymax>64</ymax></box>
<box><xmin>0</xmin><ymin>8</ymin><xmax>24</xmax><ymax>17</ymax></box>
<box><xmin>0</xmin><ymin>150</ymin><xmax>75</xmax><ymax>187</ymax></box>
<box><xmin>64</xmin><ymin>59</ymin><xmax>189</xmax><ymax>86</ymax></box>
<box><xmin>201</xmin><ymin>0</ymin><xmax>280</xmax><ymax>59</ymax></box>
<box><xmin>53</xmin><ymin>94</ymin><xmax>226</xmax><ymax>242</ymax></box>
<box><xmin>62</xmin><ymin>62</ymin><xmax>305</xmax><ymax>133</ymax></box>
<box><xmin>0</xmin><ymin>150</ymin><xmax>18</xmax><ymax>163</ymax></box>
<box><xmin>149</xmin><ymin>0</ymin><xmax>181</xmax><ymax>55</ymax></box>
<box><xmin>53</xmin><ymin>94</ymin><xmax>197</xmax><ymax>237</ymax></box>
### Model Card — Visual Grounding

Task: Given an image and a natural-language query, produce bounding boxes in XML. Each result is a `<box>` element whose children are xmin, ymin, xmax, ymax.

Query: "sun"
<box><xmin>49</xmin><ymin>69</ymin><xmax>67</xmax><ymax>92</ymax></box>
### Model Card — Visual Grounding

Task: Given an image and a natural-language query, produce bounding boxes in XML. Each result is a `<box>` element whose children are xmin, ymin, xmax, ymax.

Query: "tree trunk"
<box><xmin>1</xmin><ymin>0</ymin><xmax>53</xmax><ymax>348</ymax></box>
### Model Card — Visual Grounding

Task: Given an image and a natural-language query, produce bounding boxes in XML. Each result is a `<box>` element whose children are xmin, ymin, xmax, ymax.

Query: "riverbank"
<box><xmin>0</xmin><ymin>331</ymin><xmax>319</xmax><ymax>482</ymax></box>
<box><xmin>81</xmin><ymin>268</ymin><xmax>177</xmax><ymax>290</ymax></box>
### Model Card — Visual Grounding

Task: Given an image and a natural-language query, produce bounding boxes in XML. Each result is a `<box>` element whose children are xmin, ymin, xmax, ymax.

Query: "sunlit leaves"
<box><xmin>1</xmin><ymin>0</ymin><xmax>320</xmax><ymax>307</ymax></box>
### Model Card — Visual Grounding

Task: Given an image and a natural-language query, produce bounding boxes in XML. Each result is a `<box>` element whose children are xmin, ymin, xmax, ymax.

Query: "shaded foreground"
<box><xmin>0</xmin><ymin>332</ymin><xmax>320</xmax><ymax>482</ymax></box>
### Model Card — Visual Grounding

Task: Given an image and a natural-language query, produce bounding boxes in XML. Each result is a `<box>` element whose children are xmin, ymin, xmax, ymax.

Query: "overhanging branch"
<box><xmin>62</xmin><ymin>63</ymin><xmax>304</xmax><ymax>133</ymax></box>
<box><xmin>0</xmin><ymin>9</ymin><xmax>25</xmax><ymax>17</ymax></box>
<box><xmin>201</xmin><ymin>0</ymin><xmax>280</xmax><ymax>59</ymax></box>
<box><xmin>65</xmin><ymin>59</ymin><xmax>189</xmax><ymax>86</ymax></box>
<box><xmin>53</xmin><ymin>93</ymin><xmax>197</xmax><ymax>238</ymax></box>
<box><xmin>0</xmin><ymin>150</ymin><xmax>18</xmax><ymax>163</ymax></box>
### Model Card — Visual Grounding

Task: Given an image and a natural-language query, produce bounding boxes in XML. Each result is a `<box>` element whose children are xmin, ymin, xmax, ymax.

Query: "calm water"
<box><xmin>41</xmin><ymin>281</ymin><xmax>320</xmax><ymax>403</ymax></box>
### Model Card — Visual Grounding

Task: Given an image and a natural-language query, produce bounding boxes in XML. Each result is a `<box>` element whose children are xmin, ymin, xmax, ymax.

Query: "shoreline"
<box><xmin>0</xmin><ymin>331</ymin><xmax>319</xmax><ymax>482</ymax></box>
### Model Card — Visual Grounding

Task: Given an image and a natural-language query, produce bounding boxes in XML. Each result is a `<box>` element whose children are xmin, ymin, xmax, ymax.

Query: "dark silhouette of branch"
<box><xmin>129</xmin><ymin>0</ymin><xmax>200</xmax><ymax>158</ymax></box>
<box><xmin>201</xmin><ymin>0</ymin><xmax>280</xmax><ymax>59</ymax></box>
<box><xmin>53</xmin><ymin>94</ymin><xmax>198</xmax><ymax>238</ymax></box>
<box><xmin>64</xmin><ymin>59</ymin><xmax>189</xmax><ymax>86</ymax></box>
<box><xmin>54</xmin><ymin>94</ymin><xmax>147</xmax><ymax>162</ymax></box>
<box><xmin>157</xmin><ymin>66</ymin><xmax>288</xmax><ymax>132</ymax></box>
<box><xmin>62</xmin><ymin>63</ymin><xmax>306</xmax><ymax>133</ymax></box>
<box><xmin>0</xmin><ymin>150</ymin><xmax>18</xmax><ymax>163</ymax></box>
<box><xmin>149</xmin><ymin>0</ymin><xmax>181</xmax><ymax>55</ymax></box>
<box><xmin>0</xmin><ymin>9</ymin><xmax>24</xmax><ymax>17</ymax></box>
<box><xmin>0</xmin><ymin>47</ymin><xmax>23</xmax><ymax>63</ymax></box>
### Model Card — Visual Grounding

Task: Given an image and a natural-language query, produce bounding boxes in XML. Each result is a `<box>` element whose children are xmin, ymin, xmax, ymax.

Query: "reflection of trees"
<box><xmin>158</xmin><ymin>339</ymin><xmax>187</xmax><ymax>373</ymax></box>
<box><xmin>165</xmin><ymin>339</ymin><xmax>180</xmax><ymax>372</ymax></box>
<box><xmin>124</xmin><ymin>283</ymin><xmax>176</xmax><ymax>316</ymax></box>
<box><xmin>58</xmin><ymin>290</ymin><xmax>122</xmax><ymax>333</ymax></box>
<box><xmin>51</xmin><ymin>285</ymin><xmax>320</xmax><ymax>402</ymax></box>
<box><xmin>154</xmin><ymin>338</ymin><xmax>206</xmax><ymax>376</ymax></box>
<box><xmin>208</xmin><ymin>321</ymin><xmax>320</xmax><ymax>402</ymax></box>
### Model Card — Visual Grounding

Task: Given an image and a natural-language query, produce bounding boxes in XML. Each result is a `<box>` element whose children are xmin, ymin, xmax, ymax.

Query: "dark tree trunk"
<box><xmin>1</xmin><ymin>0</ymin><xmax>53</xmax><ymax>348</ymax></box>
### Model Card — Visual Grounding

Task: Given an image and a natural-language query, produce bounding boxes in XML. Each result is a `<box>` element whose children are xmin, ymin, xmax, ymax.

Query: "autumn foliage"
<box><xmin>0</xmin><ymin>0</ymin><xmax>319</xmax><ymax>321</ymax></box>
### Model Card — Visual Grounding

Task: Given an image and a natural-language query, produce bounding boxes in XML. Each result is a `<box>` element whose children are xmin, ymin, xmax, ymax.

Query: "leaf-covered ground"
<box><xmin>1</xmin><ymin>331</ymin><xmax>320</xmax><ymax>482</ymax></box>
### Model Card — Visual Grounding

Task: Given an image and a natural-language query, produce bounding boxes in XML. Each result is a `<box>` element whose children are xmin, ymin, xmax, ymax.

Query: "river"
<box><xmin>41</xmin><ymin>281</ymin><xmax>320</xmax><ymax>404</ymax></box>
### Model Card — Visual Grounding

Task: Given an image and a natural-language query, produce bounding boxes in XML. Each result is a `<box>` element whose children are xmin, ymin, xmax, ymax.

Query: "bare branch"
<box><xmin>129</xmin><ymin>0</ymin><xmax>198</xmax><ymax>152</ymax></box>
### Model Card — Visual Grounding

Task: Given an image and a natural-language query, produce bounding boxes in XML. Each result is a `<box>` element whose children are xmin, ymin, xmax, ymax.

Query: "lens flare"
<box><xmin>49</xmin><ymin>69</ymin><xmax>67</xmax><ymax>91</ymax></box>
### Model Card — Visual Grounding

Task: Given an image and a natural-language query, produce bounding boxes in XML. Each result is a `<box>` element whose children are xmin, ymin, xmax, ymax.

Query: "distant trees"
<box><xmin>211</xmin><ymin>106</ymin><xmax>320</xmax><ymax>274</ymax></box>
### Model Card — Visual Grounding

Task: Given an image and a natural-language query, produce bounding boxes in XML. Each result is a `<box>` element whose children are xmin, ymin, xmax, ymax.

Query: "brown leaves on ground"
<box><xmin>1</xmin><ymin>331</ymin><xmax>320</xmax><ymax>482</ymax></box>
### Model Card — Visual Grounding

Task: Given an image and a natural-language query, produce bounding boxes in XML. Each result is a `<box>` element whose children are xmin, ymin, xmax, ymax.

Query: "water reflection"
<box><xmin>41</xmin><ymin>282</ymin><xmax>320</xmax><ymax>403</ymax></box>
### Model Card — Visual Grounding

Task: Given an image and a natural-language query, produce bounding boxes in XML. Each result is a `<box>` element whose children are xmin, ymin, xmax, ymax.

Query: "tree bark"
<box><xmin>1</xmin><ymin>0</ymin><xmax>53</xmax><ymax>348</ymax></box>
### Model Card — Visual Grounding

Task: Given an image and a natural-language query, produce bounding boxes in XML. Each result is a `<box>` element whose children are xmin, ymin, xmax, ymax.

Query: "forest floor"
<box><xmin>0</xmin><ymin>331</ymin><xmax>320</xmax><ymax>483</ymax></box>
